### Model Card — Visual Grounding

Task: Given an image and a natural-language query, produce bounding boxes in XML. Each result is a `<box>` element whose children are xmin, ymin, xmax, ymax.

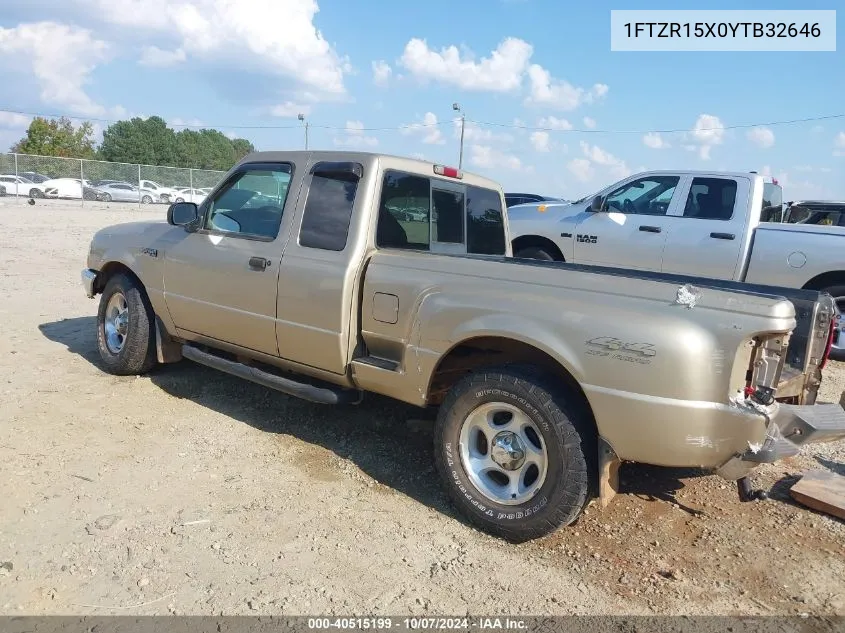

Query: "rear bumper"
<box><xmin>716</xmin><ymin>403</ymin><xmax>845</xmax><ymax>480</ymax></box>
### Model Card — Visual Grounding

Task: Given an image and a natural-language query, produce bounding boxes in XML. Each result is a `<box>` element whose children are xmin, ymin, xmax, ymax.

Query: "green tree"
<box><xmin>11</xmin><ymin>116</ymin><xmax>97</xmax><ymax>158</ymax></box>
<box><xmin>174</xmin><ymin>128</ymin><xmax>254</xmax><ymax>171</ymax></box>
<box><xmin>99</xmin><ymin>116</ymin><xmax>179</xmax><ymax>166</ymax></box>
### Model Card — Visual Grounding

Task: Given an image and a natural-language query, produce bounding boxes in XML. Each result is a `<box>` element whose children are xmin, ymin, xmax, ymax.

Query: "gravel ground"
<box><xmin>1</xmin><ymin>199</ymin><xmax>844</xmax><ymax>617</ymax></box>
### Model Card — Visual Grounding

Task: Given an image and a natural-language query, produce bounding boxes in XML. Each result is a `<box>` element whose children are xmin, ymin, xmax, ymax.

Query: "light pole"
<box><xmin>453</xmin><ymin>102</ymin><xmax>465</xmax><ymax>169</ymax></box>
<box><xmin>298</xmin><ymin>113</ymin><xmax>309</xmax><ymax>150</ymax></box>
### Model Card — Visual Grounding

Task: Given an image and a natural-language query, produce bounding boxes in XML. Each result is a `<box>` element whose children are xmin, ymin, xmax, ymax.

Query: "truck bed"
<box><xmin>481</xmin><ymin>253</ymin><xmax>837</xmax><ymax>404</ymax></box>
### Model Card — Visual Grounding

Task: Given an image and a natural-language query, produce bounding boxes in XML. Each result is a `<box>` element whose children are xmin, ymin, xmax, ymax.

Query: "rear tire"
<box><xmin>433</xmin><ymin>364</ymin><xmax>595</xmax><ymax>543</ymax></box>
<box><xmin>141</xmin><ymin>195</ymin><xmax>153</xmax><ymax>204</ymax></box>
<box><xmin>514</xmin><ymin>246</ymin><xmax>557</xmax><ymax>261</ymax></box>
<box><xmin>821</xmin><ymin>284</ymin><xmax>845</xmax><ymax>362</ymax></box>
<box><xmin>96</xmin><ymin>273</ymin><xmax>157</xmax><ymax>375</ymax></box>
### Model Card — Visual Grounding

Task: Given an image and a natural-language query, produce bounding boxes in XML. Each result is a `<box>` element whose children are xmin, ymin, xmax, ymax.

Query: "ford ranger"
<box><xmin>507</xmin><ymin>171</ymin><xmax>845</xmax><ymax>361</ymax></box>
<box><xmin>80</xmin><ymin>152</ymin><xmax>845</xmax><ymax>542</ymax></box>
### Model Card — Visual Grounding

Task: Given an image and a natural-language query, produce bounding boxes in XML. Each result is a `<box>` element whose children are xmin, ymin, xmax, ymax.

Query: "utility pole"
<box><xmin>298</xmin><ymin>113</ymin><xmax>309</xmax><ymax>150</ymax></box>
<box><xmin>453</xmin><ymin>102</ymin><xmax>465</xmax><ymax>169</ymax></box>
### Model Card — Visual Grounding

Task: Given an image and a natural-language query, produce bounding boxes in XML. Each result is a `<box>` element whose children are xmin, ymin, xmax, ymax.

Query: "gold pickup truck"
<box><xmin>80</xmin><ymin>151</ymin><xmax>845</xmax><ymax>542</ymax></box>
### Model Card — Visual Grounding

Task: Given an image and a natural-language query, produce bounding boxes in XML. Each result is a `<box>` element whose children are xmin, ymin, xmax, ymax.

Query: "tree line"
<box><xmin>10</xmin><ymin>115</ymin><xmax>255</xmax><ymax>171</ymax></box>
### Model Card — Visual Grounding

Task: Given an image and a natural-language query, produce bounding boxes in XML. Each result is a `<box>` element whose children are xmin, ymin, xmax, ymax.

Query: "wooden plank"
<box><xmin>790</xmin><ymin>469</ymin><xmax>845</xmax><ymax>521</ymax></box>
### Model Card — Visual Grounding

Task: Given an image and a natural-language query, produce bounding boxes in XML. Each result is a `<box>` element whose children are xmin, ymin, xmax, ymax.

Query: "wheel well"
<box><xmin>94</xmin><ymin>262</ymin><xmax>143</xmax><ymax>295</ymax></box>
<box><xmin>511</xmin><ymin>235</ymin><xmax>565</xmax><ymax>261</ymax></box>
<box><xmin>426</xmin><ymin>335</ymin><xmax>597</xmax><ymax>435</ymax></box>
<box><xmin>801</xmin><ymin>271</ymin><xmax>845</xmax><ymax>292</ymax></box>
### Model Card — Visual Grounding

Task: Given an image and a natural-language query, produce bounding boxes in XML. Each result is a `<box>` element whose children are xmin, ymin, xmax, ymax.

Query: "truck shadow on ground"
<box><xmin>40</xmin><ymin>316</ymin><xmax>712</xmax><ymax>528</ymax></box>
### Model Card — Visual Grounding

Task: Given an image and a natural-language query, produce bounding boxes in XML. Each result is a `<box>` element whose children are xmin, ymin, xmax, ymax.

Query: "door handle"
<box><xmin>248</xmin><ymin>256</ymin><xmax>268</xmax><ymax>271</ymax></box>
<box><xmin>638</xmin><ymin>225</ymin><xmax>662</xmax><ymax>233</ymax></box>
<box><xmin>710</xmin><ymin>232</ymin><xmax>735</xmax><ymax>240</ymax></box>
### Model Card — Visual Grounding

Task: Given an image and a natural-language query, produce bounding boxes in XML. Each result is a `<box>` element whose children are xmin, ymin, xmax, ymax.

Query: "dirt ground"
<box><xmin>1</xmin><ymin>199</ymin><xmax>844</xmax><ymax>617</ymax></box>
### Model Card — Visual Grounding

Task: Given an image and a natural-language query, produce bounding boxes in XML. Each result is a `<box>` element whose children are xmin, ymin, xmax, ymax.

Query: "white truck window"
<box><xmin>682</xmin><ymin>178</ymin><xmax>737</xmax><ymax>221</ymax></box>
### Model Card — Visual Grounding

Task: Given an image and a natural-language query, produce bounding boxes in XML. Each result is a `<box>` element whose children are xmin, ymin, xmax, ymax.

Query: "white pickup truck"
<box><xmin>508</xmin><ymin>170</ymin><xmax>845</xmax><ymax>360</ymax></box>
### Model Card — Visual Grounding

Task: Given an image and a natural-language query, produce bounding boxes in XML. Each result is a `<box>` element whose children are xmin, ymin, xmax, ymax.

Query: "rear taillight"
<box><xmin>820</xmin><ymin>317</ymin><xmax>837</xmax><ymax>370</ymax></box>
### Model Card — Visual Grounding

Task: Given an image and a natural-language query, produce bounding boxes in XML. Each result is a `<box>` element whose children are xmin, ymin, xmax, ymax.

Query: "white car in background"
<box><xmin>0</xmin><ymin>175</ymin><xmax>47</xmax><ymax>198</ymax></box>
<box><xmin>139</xmin><ymin>180</ymin><xmax>183</xmax><ymax>204</ymax></box>
<box><xmin>42</xmin><ymin>178</ymin><xmax>91</xmax><ymax>200</ymax></box>
<box><xmin>172</xmin><ymin>187</ymin><xmax>207</xmax><ymax>204</ymax></box>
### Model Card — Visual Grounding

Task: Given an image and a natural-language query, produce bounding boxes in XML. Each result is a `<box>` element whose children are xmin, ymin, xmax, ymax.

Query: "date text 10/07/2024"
<box><xmin>622</xmin><ymin>22</ymin><xmax>822</xmax><ymax>39</ymax></box>
<box><xmin>307</xmin><ymin>617</ymin><xmax>528</xmax><ymax>630</ymax></box>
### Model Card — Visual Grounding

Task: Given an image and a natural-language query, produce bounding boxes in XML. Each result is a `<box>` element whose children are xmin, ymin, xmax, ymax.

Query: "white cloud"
<box><xmin>686</xmin><ymin>113</ymin><xmax>725</xmax><ymax>160</ymax></box>
<box><xmin>0</xmin><ymin>21</ymin><xmax>111</xmax><ymax>116</ymax></box>
<box><xmin>139</xmin><ymin>45</ymin><xmax>186</xmax><ymax>67</ymax></box>
<box><xmin>529</xmin><ymin>131</ymin><xmax>550</xmax><ymax>152</ymax></box>
<box><xmin>583</xmin><ymin>116</ymin><xmax>596</xmax><ymax>129</ymax></box>
<box><xmin>834</xmin><ymin>131</ymin><xmax>845</xmax><ymax>157</ymax></box>
<box><xmin>567</xmin><ymin>158</ymin><xmax>593</xmax><ymax>182</ymax></box>
<box><xmin>0</xmin><ymin>112</ymin><xmax>32</xmax><ymax>129</ymax></box>
<box><xmin>747</xmin><ymin>126</ymin><xmax>775</xmax><ymax>149</ymax></box>
<box><xmin>580</xmin><ymin>141</ymin><xmax>630</xmax><ymax>180</ymax></box>
<box><xmin>169</xmin><ymin>117</ymin><xmax>203</xmax><ymax>128</ymax></box>
<box><xmin>452</xmin><ymin>118</ymin><xmax>512</xmax><ymax>144</ymax></box>
<box><xmin>469</xmin><ymin>144</ymin><xmax>525</xmax><ymax>171</ymax></box>
<box><xmin>77</xmin><ymin>0</ymin><xmax>349</xmax><ymax>98</ymax></box>
<box><xmin>372</xmin><ymin>60</ymin><xmax>392</xmax><ymax>86</ymax></box>
<box><xmin>538</xmin><ymin>116</ymin><xmax>572</xmax><ymax>131</ymax></box>
<box><xmin>334</xmin><ymin>120</ymin><xmax>378</xmax><ymax>148</ymax></box>
<box><xmin>399</xmin><ymin>36</ymin><xmax>532</xmax><ymax>92</ymax></box>
<box><xmin>401</xmin><ymin>112</ymin><xmax>445</xmax><ymax>145</ymax></box>
<box><xmin>271</xmin><ymin>102</ymin><xmax>311</xmax><ymax>118</ymax></box>
<box><xmin>525</xmin><ymin>64</ymin><xmax>608</xmax><ymax>111</ymax></box>
<box><xmin>642</xmin><ymin>132</ymin><xmax>670</xmax><ymax>149</ymax></box>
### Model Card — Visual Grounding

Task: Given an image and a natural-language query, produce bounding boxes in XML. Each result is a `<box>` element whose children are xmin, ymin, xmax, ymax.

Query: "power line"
<box><xmin>1</xmin><ymin>107</ymin><xmax>843</xmax><ymax>135</ymax></box>
<box><xmin>468</xmin><ymin>112</ymin><xmax>845</xmax><ymax>135</ymax></box>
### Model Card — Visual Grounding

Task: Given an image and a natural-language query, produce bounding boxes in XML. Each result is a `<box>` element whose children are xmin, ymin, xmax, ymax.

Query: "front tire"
<box><xmin>102</xmin><ymin>193</ymin><xmax>112</xmax><ymax>202</ymax></box>
<box><xmin>514</xmin><ymin>246</ymin><xmax>557</xmax><ymax>261</ymax></box>
<box><xmin>30</xmin><ymin>188</ymin><xmax>44</xmax><ymax>199</ymax></box>
<box><xmin>433</xmin><ymin>364</ymin><xmax>595</xmax><ymax>542</ymax></box>
<box><xmin>96</xmin><ymin>273</ymin><xmax>157</xmax><ymax>375</ymax></box>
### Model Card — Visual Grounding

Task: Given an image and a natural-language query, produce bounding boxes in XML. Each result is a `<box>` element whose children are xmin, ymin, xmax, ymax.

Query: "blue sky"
<box><xmin>0</xmin><ymin>0</ymin><xmax>843</xmax><ymax>199</ymax></box>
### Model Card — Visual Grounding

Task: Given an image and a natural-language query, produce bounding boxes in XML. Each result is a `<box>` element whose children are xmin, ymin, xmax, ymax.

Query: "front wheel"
<box><xmin>102</xmin><ymin>193</ymin><xmax>112</xmax><ymax>202</ymax></box>
<box><xmin>96</xmin><ymin>273</ymin><xmax>157</xmax><ymax>375</ymax></box>
<box><xmin>514</xmin><ymin>246</ymin><xmax>557</xmax><ymax>261</ymax></box>
<box><xmin>433</xmin><ymin>365</ymin><xmax>595</xmax><ymax>542</ymax></box>
<box><xmin>30</xmin><ymin>188</ymin><xmax>44</xmax><ymax>199</ymax></box>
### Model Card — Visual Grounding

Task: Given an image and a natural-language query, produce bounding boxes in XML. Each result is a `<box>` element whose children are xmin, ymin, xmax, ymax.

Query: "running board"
<box><xmin>181</xmin><ymin>345</ymin><xmax>362</xmax><ymax>405</ymax></box>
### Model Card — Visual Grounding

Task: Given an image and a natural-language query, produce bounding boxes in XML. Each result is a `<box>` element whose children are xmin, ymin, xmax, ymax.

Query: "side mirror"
<box><xmin>589</xmin><ymin>195</ymin><xmax>604</xmax><ymax>213</ymax></box>
<box><xmin>167</xmin><ymin>201</ymin><xmax>199</xmax><ymax>227</ymax></box>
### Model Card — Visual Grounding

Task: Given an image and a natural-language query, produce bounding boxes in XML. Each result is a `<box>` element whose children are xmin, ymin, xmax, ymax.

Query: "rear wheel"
<box><xmin>514</xmin><ymin>246</ymin><xmax>557</xmax><ymax>261</ymax></box>
<box><xmin>96</xmin><ymin>273</ymin><xmax>157</xmax><ymax>375</ymax></box>
<box><xmin>822</xmin><ymin>284</ymin><xmax>845</xmax><ymax>362</ymax></box>
<box><xmin>433</xmin><ymin>364</ymin><xmax>595</xmax><ymax>542</ymax></box>
<box><xmin>141</xmin><ymin>195</ymin><xmax>153</xmax><ymax>204</ymax></box>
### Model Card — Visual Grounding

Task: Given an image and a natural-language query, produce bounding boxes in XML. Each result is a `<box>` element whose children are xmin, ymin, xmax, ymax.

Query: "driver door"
<box><xmin>163</xmin><ymin>162</ymin><xmax>298</xmax><ymax>356</ymax></box>
<box><xmin>572</xmin><ymin>174</ymin><xmax>682</xmax><ymax>271</ymax></box>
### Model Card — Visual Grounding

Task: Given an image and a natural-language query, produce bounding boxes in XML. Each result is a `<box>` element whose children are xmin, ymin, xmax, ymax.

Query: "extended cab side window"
<box><xmin>299</xmin><ymin>161</ymin><xmax>363</xmax><ymax>252</ymax></box>
<box><xmin>682</xmin><ymin>178</ymin><xmax>737</xmax><ymax>220</ymax></box>
<box><xmin>205</xmin><ymin>164</ymin><xmax>293</xmax><ymax>239</ymax></box>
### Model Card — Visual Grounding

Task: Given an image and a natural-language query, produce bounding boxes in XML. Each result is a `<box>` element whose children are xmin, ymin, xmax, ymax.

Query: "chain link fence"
<box><xmin>0</xmin><ymin>152</ymin><xmax>228</xmax><ymax>207</ymax></box>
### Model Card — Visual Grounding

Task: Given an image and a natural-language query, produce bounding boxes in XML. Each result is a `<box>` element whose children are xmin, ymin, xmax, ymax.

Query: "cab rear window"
<box><xmin>376</xmin><ymin>169</ymin><xmax>506</xmax><ymax>255</ymax></box>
